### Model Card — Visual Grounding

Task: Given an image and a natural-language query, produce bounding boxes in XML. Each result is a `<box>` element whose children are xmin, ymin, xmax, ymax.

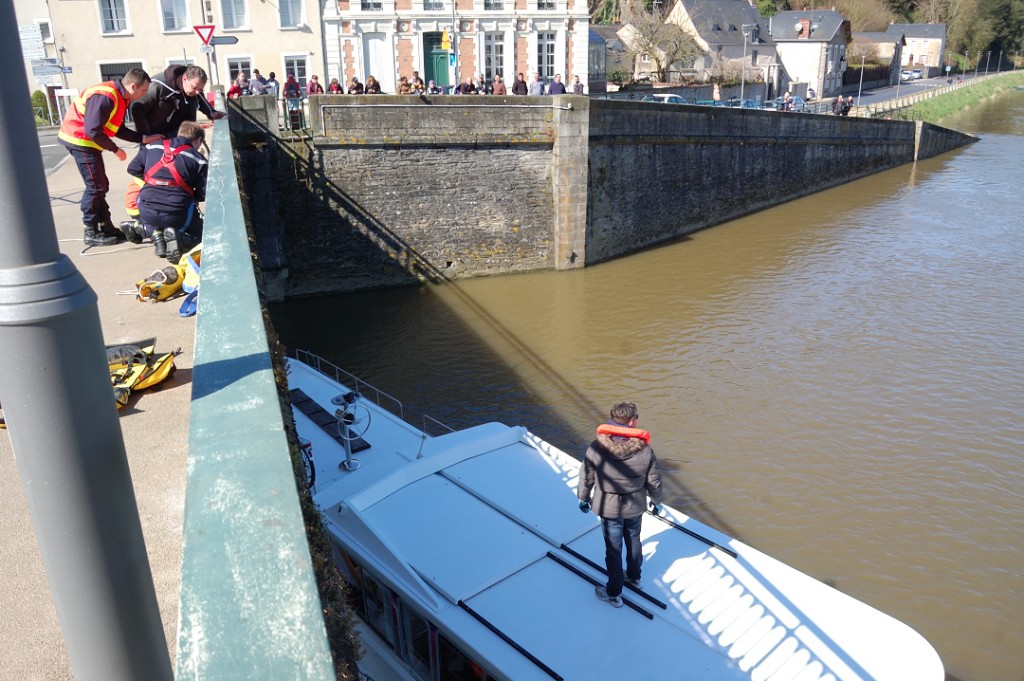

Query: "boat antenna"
<box><xmin>415</xmin><ymin>433</ymin><xmax>427</xmax><ymax>459</ymax></box>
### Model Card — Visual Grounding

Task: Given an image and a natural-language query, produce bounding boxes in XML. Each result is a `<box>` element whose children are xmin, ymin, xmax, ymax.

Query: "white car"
<box><xmin>641</xmin><ymin>93</ymin><xmax>693</xmax><ymax>105</ymax></box>
<box><xmin>900</xmin><ymin>70</ymin><xmax>914</xmax><ymax>82</ymax></box>
<box><xmin>912</xmin><ymin>69</ymin><xmax>924</xmax><ymax>79</ymax></box>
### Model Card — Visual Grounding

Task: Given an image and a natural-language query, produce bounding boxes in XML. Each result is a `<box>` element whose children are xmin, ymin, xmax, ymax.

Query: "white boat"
<box><xmin>287</xmin><ymin>351</ymin><xmax>944</xmax><ymax>681</ymax></box>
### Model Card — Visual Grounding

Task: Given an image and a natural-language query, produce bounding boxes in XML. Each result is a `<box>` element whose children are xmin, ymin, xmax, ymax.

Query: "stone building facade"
<box><xmin>324</xmin><ymin>0</ymin><xmax>590</xmax><ymax>93</ymax></box>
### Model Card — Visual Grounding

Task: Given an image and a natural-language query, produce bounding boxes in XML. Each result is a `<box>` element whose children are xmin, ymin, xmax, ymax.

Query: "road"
<box><xmin>38</xmin><ymin>128</ymin><xmax>67</xmax><ymax>175</ymax></box>
<box><xmin>851</xmin><ymin>72</ymin><xmax>984</xmax><ymax>107</ymax></box>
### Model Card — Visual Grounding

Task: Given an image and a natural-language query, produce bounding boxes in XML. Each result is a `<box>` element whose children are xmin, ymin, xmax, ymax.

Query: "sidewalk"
<box><xmin>0</xmin><ymin>144</ymin><xmax>193</xmax><ymax>680</ymax></box>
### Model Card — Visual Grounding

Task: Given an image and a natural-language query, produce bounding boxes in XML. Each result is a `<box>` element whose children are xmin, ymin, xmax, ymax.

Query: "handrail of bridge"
<box><xmin>175</xmin><ymin>94</ymin><xmax>335</xmax><ymax>679</ymax></box>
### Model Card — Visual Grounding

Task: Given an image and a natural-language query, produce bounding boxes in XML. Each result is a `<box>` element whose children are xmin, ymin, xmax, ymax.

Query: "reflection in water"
<box><xmin>270</xmin><ymin>92</ymin><xmax>1024</xmax><ymax>681</ymax></box>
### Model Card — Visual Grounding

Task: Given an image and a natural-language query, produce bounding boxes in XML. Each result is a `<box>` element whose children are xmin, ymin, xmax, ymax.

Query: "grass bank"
<box><xmin>909</xmin><ymin>71</ymin><xmax>1024</xmax><ymax>124</ymax></box>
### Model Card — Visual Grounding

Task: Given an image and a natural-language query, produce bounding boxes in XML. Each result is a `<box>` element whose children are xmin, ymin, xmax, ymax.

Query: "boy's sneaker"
<box><xmin>594</xmin><ymin>586</ymin><xmax>623</xmax><ymax>608</ymax></box>
<box><xmin>625</xmin><ymin>577</ymin><xmax>644</xmax><ymax>590</ymax></box>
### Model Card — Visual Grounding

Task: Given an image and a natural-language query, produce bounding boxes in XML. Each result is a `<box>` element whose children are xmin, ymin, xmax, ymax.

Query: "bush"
<box><xmin>31</xmin><ymin>90</ymin><xmax>52</xmax><ymax>125</ymax></box>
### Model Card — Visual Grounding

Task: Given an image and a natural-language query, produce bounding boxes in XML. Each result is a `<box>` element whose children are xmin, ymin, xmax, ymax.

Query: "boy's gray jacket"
<box><xmin>578</xmin><ymin>433</ymin><xmax>664</xmax><ymax>518</ymax></box>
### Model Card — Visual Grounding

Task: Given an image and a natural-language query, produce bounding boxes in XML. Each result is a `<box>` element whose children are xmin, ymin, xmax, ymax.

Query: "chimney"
<box><xmin>798</xmin><ymin>18</ymin><xmax>812</xmax><ymax>38</ymax></box>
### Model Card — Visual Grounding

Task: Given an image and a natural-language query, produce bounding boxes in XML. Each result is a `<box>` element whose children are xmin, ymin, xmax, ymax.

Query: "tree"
<box><xmin>830</xmin><ymin>0</ymin><xmax>898</xmax><ymax>30</ymax></box>
<box><xmin>620</xmin><ymin>7</ymin><xmax>704</xmax><ymax>82</ymax></box>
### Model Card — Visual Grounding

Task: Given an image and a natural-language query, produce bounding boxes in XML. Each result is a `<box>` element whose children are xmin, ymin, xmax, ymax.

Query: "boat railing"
<box><xmin>294</xmin><ymin>349</ymin><xmax>406</xmax><ymax>420</ymax></box>
<box><xmin>421</xmin><ymin>413</ymin><xmax>456</xmax><ymax>435</ymax></box>
<box><xmin>294</xmin><ymin>349</ymin><xmax>455</xmax><ymax>435</ymax></box>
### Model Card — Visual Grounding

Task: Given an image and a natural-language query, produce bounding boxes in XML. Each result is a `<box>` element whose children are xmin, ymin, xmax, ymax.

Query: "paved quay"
<box><xmin>0</xmin><ymin>141</ymin><xmax>192</xmax><ymax>680</ymax></box>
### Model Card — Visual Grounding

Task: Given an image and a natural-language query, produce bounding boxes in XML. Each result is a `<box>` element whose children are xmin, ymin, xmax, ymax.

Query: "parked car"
<box><xmin>722</xmin><ymin>98</ymin><xmax>763</xmax><ymax>109</ymax></box>
<box><xmin>641</xmin><ymin>93</ymin><xmax>693</xmax><ymax>105</ymax></box>
<box><xmin>900</xmin><ymin>70</ymin><xmax>914</xmax><ymax>82</ymax></box>
<box><xmin>912</xmin><ymin>69</ymin><xmax>924</xmax><ymax>80</ymax></box>
<box><xmin>771</xmin><ymin>95</ymin><xmax>806</xmax><ymax>112</ymax></box>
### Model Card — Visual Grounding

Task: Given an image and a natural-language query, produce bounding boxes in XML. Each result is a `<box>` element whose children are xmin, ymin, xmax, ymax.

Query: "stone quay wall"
<box><xmin>228</xmin><ymin>95</ymin><xmax>973</xmax><ymax>300</ymax></box>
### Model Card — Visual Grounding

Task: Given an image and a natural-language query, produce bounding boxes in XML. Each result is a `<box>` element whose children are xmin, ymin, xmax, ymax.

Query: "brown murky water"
<box><xmin>270</xmin><ymin>93</ymin><xmax>1024</xmax><ymax>681</ymax></box>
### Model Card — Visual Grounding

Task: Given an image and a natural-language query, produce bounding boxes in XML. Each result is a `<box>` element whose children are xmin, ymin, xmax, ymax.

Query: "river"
<box><xmin>269</xmin><ymin>93</ymin><xmax>1024</xmax><ymax>681</ymax></box>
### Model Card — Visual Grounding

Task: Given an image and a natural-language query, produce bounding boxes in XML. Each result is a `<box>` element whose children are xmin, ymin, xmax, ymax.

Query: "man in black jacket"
<box><xmin>131</xmin><ymin>65</ymin><xmax>225</xmax><ymax>139</ymax></box>
<box><xmin>578</xmin><ymin>402</ymin><xmax>664</xmax><ymax>608</ymax></box>
<box><xmin>127</xmin><ymin>121</ymin><xmax>207</xmax><ymax>263</ymax></box>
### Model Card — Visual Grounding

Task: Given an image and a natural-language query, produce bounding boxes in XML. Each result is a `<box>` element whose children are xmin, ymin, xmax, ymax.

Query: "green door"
<box><xmin>423</xmin><ymin>33</ymin><xmax>449</xmax><ymax>88</ymax></box>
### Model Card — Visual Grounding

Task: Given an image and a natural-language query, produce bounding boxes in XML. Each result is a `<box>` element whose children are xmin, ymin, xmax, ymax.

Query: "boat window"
<box><xmin>400</xmin><ymin>603</ymin><xmax>432</xmax><ymax>680</ymax></box>
<box><xmin>438</xmin><ymin>633</ymin><xmax>490</xmax><ymax>681</ymax></box>
<box><xmin>337</xmin><ymin>550</ymin><xmax>367</xmax><ymax>621</ymax></box>
<box><xmin>363</xmin><ymin>572</ymin><xmax>397</xmax><ymax>648</ymax></box>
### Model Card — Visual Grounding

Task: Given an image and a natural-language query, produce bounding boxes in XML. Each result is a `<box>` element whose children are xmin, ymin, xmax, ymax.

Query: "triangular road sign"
<box><xmin>193</xmin><ymin>25</ymin><xmax>215</xmax><ymax>45</ymax></box>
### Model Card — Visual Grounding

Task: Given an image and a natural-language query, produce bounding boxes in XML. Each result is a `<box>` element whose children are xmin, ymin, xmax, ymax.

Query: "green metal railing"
<box><xmin>175</xmin><ymin>98</ymin><xmax>335</xmax><ymax>680</ymax></box>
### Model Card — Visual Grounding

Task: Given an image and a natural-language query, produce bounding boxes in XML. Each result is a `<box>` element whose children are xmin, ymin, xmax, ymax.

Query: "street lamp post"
<box><xmin>998</xmin><ymin>50</ymin><xmax>1003</xmax><ymax>72</ymax></box>
<box><xmin>985</xmin><ymin>50</ymin><xmax>991</xmax><ymax>75</ymax></box>
<box><xmin>974</xmin><ymin>53</ymin><xmax>980</xmax><ymax>78</ymax></box>
<box><xmin>856</xmin><ymin>53</ymin><xmax>865</xmax><ymax>105</ymax></box>
<box><xmin>739</xmin><ymin>24</ymin><xmax>755</xmax><ymax>103</ymax></box>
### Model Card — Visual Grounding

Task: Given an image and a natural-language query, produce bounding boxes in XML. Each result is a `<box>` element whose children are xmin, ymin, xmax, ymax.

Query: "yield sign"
<box><xmin>193</xmin><ymin>25</ymin><xmax>215</xmax><ymax>45</ymax></box>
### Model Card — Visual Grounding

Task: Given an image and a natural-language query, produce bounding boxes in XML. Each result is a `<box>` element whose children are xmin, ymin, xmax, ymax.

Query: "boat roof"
<box><xmin>288</xmin><ymin>358</ymin><xmax>943</xmax><ymax>681</ymax></box>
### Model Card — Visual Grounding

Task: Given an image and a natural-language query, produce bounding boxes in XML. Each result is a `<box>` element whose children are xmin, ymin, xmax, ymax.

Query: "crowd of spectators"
<box><xmin>226</xmin><ymin>68</ymin><xmax>585</xmax><ymax>98</ymax></box>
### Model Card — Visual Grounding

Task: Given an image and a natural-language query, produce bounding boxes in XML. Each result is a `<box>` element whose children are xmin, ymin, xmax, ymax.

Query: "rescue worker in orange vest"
<box><xmin>577</xmin><ymin>401</ymin><xmax>664</xmax><ymax>608</ymax></box>
<box><xmin>58</xmin><ymin>68</ymin><xmax>162</xmax><ymax>247</ymax></box>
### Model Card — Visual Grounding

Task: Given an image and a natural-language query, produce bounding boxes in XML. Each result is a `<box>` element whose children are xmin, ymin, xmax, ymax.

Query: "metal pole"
<box><xmin>974</xmin><ymin>53</ymin><xmax>980</xmax><ymax>78</ymax></box>
<box><xmin>985</xmin><ymin>50</ymin><xmax>991</xmax><ymax>75</ymax></box>
<box><xmin>739</xmin><ymin>29</ymin><xmax>747</xmax><ymax>102</ymax></box>
<box><xmin>857</xmin><ymin>53</ymin><xmax>865</xmax><ymax>105</ymax></box>
<box><xmin>452</xmin><ymin>1</ymin><xmax>459</xmax><ymax>90</ymax></box>
<box><xmin>0</xmin><ymin>6</ymin><xmax>172</xmax><ymax>681</ymax></box>
<box><xmin>998</xmin><ymin>50</ymin><xmax>1002</xmax><ymax>72</ymax></box>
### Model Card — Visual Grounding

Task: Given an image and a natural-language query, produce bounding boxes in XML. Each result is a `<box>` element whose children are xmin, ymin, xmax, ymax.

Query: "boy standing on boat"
<box><xmin>578</xmin><ymin>402</ymin><xmax>664</xmax><ymax>608</ymax></box>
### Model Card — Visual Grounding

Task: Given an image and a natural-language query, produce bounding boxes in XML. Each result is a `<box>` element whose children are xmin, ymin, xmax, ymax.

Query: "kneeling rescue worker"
<box><xmin>127</xmin><ymin>120</ymin><xmax>207</xmax><ymax>263</ymax></box>
<box><xmin>578</xmin><ymin>401</ymin><xmax>664</xmax><ymax>608</ymax></box>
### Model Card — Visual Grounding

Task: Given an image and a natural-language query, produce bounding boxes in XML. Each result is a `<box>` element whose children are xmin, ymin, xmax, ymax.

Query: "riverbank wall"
<box><xmin>230</xmin><ymin>95</ymin><xmax>974</xmax><ymax>299</ymax></box>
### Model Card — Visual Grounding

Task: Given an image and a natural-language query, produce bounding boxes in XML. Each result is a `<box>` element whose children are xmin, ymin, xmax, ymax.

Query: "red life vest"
<box><xmin>596</xmin><ymin>423</ymin><xmax>651</xmax><ymax>443</ymax></box>
<box><xmin>58</xmin><ymin>81</ymin><xmax>128</xmax><ymax>150</ymax></box>
<box><xmin>143</xmin><ymin>140</ymin><xmax>195</xmax><ymax>197</ymax></box>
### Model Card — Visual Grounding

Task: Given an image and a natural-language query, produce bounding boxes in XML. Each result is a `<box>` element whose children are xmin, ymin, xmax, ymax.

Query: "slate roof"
<box><xmin>591</xmin><ymin>23</ymin><xmax>625</xmax><ymax>51</ymax></box>
<box><xmin>678</xmin><ymin>0</ymin><xmax>775</xmax><ymax>47</ymax></box>
<box><xmin>769</xmin><ymin>9</ymin><xmax>848</xmax><ymax>42</ymax></box>
<box><xmin>886</xmin><ymin>23</ymin><xmax>947</xmax><ymax>41</ymax></box>
<box><xmin>853</xmin><ymin>31</ymin><xmax>902</xmax><ymax>44</ymax></box>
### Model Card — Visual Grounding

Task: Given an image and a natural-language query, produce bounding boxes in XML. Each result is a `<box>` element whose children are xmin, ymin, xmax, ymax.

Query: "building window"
<box><xmin>161</xmin><ymin>0</ymin><xmax>188</xmax><ymax>31</ymax></box>
<box><xmin>283</xmin><ymin>55</ymin><xmax>309</xmax><ymax>89</ymax></box>
<box><xmin>484</xmin><ymin>32</ymin><xmax>504</xmax><ymax>82</ymax></box>
<box><xmin>100</xmin><ymin>61</ymin><xmax>143</xmax><ymax>82</ymax></box>
<box><xmin>279</xmin><ymin>0</ymin><xmax>302</xmax><ymax>27</ymax></box>
<box><xmin>538</xmin><ymin>0</ymin><xmax>555</xmax><ymax>9</ymax></box>
<box><xmin>99</xmin><ymin>0</ymin><xmax>128</xmax><ymax>33</ymax></box>
<box><xmin>537</xmin><ymin>32</ymin><xmax>555</xmax><ymax>80</ymax></box>
<box><xmin>424</xmin><ymin>0</ymin><xmax>443</xmax><ymax>8</ymax></box>
<box><xmin>484</xmin><ymin>0</ymin><xmax>503</xmax><ymax>9</ymax></box>
<box><xmin>641</xmin><ymin>53</ymin><xmax>650</xmax><ymax>63</ymax></box>
<box><xmin>221</xmin><ymin>0</ymin><xmax>246</xmax><ymax>29</ymax></box>
<box><xmin>361</xmin><ymin>0</ymin><xmax>383</xmax><ymax>10</ymax></box>
<box><xmin>227</xmin><ymin>57</ymin><xmax>251</xmax><ymax>83</ymax></box>
<box><xmin>36</xmin><ymin>20</ymin><xmax>53</xmax><ymax>42</ymax></box>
